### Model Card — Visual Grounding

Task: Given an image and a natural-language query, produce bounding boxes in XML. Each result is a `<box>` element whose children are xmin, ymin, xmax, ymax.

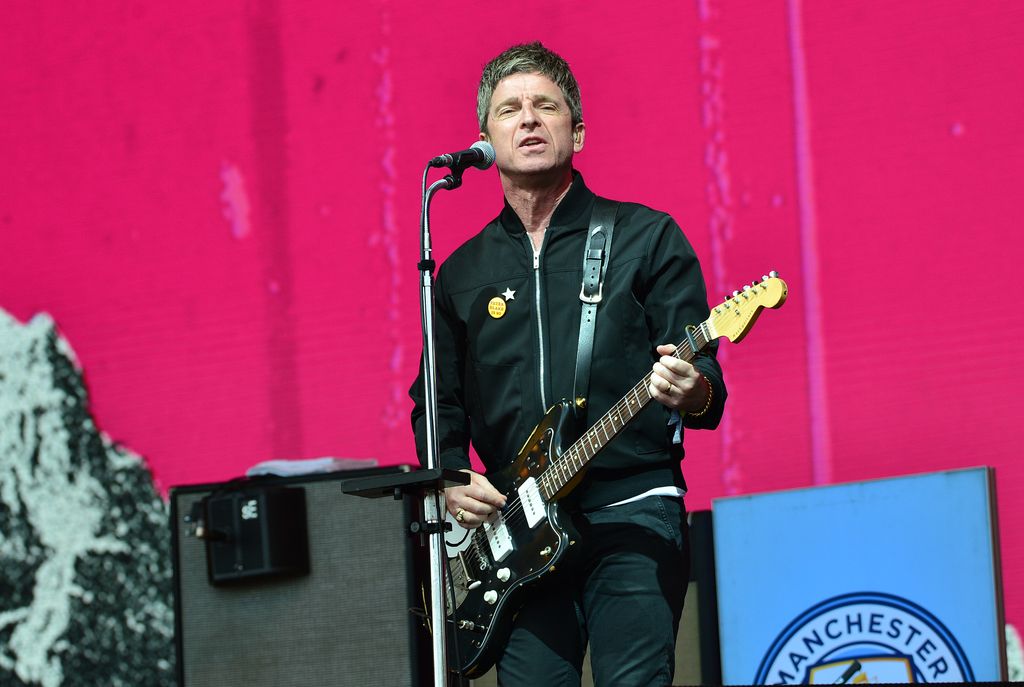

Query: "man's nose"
<box><xmin>519</xmin><ymin>102</ymin><xmax>540</xmax><ymax>128</ymax></box>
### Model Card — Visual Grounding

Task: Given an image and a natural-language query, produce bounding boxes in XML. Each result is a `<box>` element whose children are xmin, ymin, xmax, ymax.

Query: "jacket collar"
<box><xmin>498</xmin><ymin>170</ymin><xmax>595</xmax><ymax>236</ymax></box>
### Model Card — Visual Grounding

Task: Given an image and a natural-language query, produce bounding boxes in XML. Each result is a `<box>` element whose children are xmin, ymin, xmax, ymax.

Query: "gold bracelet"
<box><xmin>687</xmin><ymin>376</ymin><xmax>714</xmax><ymax>418</ymax></box>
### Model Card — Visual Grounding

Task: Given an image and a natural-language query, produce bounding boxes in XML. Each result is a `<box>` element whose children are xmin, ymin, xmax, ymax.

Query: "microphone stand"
<box><xmin>418</xmin><ymin>164</ymin><xmax>467</xmax><ymax>687</ymax></box>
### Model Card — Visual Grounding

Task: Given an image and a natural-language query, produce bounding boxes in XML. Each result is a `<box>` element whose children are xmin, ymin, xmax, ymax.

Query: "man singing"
<box><xmin>411</xmin><ymin>42</ymin><xmax>726</xmax><ymax>686</ymax></box>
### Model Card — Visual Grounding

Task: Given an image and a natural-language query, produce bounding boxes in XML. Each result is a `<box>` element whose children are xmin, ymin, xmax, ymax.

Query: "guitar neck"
<box><xmin>538</xmin><ymin>319</ymin><xmax>715</xmax><ymax>500</ymax></box>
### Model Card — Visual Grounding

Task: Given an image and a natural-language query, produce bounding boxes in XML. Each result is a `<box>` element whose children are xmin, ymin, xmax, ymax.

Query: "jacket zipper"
<box><xmin>528</xmin><ymin>235</ymin><xmax>548</xmax><ymax>412</ymax></box>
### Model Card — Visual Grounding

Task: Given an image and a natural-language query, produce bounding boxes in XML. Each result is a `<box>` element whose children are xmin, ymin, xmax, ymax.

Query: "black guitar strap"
<box><xmin>573</xmin><ymin>197</ymin><xmax>618</xmax><ymax>419</ymax></box>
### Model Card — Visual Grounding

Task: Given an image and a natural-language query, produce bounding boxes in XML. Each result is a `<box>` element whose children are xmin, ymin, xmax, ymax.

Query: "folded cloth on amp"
<box><xmin>245</xmin><ymin>457</ymin><xmax>379</xmax><ymax>477</ymax></box>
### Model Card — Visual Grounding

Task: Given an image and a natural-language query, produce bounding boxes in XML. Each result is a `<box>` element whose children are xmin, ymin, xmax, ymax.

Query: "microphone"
<box><xmin>429</xmin><ymin>141</ymin><xmax>495</xmax><ymax>171</ymax></box>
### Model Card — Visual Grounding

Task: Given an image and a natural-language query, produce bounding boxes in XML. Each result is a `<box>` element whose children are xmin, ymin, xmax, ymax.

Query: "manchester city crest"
<box><xmin>755</xmin><ymin>592</ymin><xmax>974</xmax><ymax>683</ymax></box>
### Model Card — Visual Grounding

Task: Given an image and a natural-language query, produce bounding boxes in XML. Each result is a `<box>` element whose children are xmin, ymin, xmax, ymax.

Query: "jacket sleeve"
<box><xmin>409</xmin><ymin>263</ymin><xmax>474</xmax><ymax>470</ymax></box>
<box><xmin>639</xmin><ymin>215</ymin><xmax>727</xmax><ymax>430</ymax></box>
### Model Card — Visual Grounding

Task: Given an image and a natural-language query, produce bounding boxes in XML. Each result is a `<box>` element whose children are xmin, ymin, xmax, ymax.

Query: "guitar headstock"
<box><xmin>709</xmin><ymin>273</ymin><xmax>788</xmax><ymax>343</ymax></box>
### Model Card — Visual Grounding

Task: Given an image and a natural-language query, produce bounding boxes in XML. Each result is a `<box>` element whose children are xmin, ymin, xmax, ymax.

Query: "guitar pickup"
<box><xmin>517</xmin><ymin>477</ymin><xmax>546</xmax><ymax>528</ymax></box>
<box><xmin>483</xmin><ymin>510</ymin><xmax>513</xmax><ymax>562</ymax></box>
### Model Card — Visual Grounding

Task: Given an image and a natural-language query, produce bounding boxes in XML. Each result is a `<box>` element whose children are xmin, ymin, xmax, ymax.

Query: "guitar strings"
<box><xmin>533</xmin><ymin>332</ymin><xmax>703</xmax><ymax>497</ymax></box>
<box><xmin>454</xmin><ymin>326</ymin><xmax>709</xmax><ymax>569</ymax></box>
<box><xmin>466</xmin><ymin>333</ymin><xmax>701</xmax><ymax>533</ymax></box>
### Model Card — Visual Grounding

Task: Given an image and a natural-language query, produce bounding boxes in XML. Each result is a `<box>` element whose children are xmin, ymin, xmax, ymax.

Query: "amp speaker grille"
<box><xmin>171</xmin><ymin>469</ymin><xmax>427</xmax><ymax>686</ymax></box>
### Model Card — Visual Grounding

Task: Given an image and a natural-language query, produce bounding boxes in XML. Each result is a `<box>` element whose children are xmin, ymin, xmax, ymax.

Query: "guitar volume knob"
<box><xmin>496</xmin><ymin>567</ymin><xmax>511</xmax><ymax>582</ymax></box>
<box><xmin>483</xmin><ymin>590</ymin><xmax>498</xmax><ymax>605</ymax></box>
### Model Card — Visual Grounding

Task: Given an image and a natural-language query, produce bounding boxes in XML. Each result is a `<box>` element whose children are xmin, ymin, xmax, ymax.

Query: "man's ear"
<box><xmin>573</xmin><ymin>122</ymin><xmax>586</xmax><ymax>152</ymax></box>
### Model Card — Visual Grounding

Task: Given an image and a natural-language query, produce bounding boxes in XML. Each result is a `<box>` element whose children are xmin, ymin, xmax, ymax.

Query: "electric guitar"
<box><xmin>442</xmin><ymin>273</ymin><xmax>788</xmax><ymax>677</ymax></box>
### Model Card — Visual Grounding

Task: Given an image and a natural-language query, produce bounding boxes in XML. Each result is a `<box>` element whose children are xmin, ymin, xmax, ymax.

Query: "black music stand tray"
<box><xmin>340</xmin><ymin>467</ymin><xmax>468</xmax><ymax>501</ymax></box>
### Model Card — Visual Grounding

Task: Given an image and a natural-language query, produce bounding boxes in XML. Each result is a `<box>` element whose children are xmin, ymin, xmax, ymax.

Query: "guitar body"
<box><xmin>446</xmin><ymin>400</ymin><xmax>582</xmax><ymax>678</ymax></box>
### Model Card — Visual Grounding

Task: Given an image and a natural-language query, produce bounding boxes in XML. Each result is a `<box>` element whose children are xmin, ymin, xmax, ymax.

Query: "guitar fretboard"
<box><xmin>538</xmin><ymin>321</ymin><xmax>713</xmax><ymax>500</ymax></box>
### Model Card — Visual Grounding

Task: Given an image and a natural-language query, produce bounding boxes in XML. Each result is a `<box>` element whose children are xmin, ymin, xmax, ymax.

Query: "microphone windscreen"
<box><xmin>470</xmin><ymin>141</ymin><xmax>496</xmax><ymax>169</ymax></box>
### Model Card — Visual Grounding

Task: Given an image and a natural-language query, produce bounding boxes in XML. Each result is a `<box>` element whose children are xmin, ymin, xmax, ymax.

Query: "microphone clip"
<box><xmin>441</xmin><ymin>169</ymin><xmax>465</xmax><ymax>190</ymax></box>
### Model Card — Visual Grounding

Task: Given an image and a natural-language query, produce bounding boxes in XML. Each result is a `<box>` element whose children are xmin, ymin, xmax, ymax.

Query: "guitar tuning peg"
<box><xmin>743</xmin><ymin>285</ymin><xmax>751</xmax><ymax>291</ymax></box>
<box><xmin>762</xmin><ymin>274</ymin><xmax>770</xmax><ymax>282</ymax></box>
<box><xmin>769</xmin><ymin>270</ymin><xmax>779</xmax><ymax>278</ymax></box>
<box><xmin>732</xmin><ymin>290</ymin><xmax>740</xmax><ymax>297</ymax></box>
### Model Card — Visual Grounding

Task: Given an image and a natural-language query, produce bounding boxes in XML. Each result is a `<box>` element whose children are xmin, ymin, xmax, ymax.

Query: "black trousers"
<box><xmin>496</xmin><ymin>496</ymin><xmax>690</xmax><ymax>687</ymax></box>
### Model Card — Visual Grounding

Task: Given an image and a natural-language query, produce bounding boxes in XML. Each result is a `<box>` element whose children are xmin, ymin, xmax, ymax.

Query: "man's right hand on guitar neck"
<box><xmin>446</xmin><ymin>469</ymin><xmax>507</xmax><ymax>529</ymax></box>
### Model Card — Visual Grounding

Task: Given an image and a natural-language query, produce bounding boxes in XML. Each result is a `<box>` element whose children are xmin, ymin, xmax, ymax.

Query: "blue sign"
<box><xmin>713</xmin><ymin>468</ymin><xmax>1004</xmax><ymax>683</ymax></box>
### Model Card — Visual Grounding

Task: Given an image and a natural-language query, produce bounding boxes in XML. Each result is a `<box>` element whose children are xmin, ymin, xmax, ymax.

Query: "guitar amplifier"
<box><xmin>170</xmin><ymin>467</ymin><xmax>429</xmax><ymax>687</ymax></box>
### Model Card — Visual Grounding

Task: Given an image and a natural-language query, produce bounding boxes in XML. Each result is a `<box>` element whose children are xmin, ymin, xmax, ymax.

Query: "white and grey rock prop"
<box><xmin>0</xmin><ymin>310</ymin><xmax>174</xmax><ymax>687</ymax></box>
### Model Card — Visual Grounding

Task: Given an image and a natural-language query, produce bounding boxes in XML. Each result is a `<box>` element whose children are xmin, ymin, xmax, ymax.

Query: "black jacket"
<box><xmin>410</xmin><ymin>173</ymin><xmax>726</xmax><ymax>509</ymax></box>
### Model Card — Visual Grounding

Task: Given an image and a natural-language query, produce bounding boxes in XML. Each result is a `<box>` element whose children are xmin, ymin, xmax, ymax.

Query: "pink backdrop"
<box><xmin>2</xmin><ymin>1</ymin><xmax>1022</xmax><ymax>630</ymax></box>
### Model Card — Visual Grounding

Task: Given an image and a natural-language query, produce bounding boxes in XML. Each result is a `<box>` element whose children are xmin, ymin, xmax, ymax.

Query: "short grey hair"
<box><xmin>477</xmin><ymin>42</ymin><xmax>583</xmax><ymax>134</ymax></box>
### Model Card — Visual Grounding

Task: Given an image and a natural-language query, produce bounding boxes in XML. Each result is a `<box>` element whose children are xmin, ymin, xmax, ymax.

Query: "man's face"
<box><xmin>481</xmin><ymin>72</ymin><xmax>585</xmax><ymax>185</ymax></box>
